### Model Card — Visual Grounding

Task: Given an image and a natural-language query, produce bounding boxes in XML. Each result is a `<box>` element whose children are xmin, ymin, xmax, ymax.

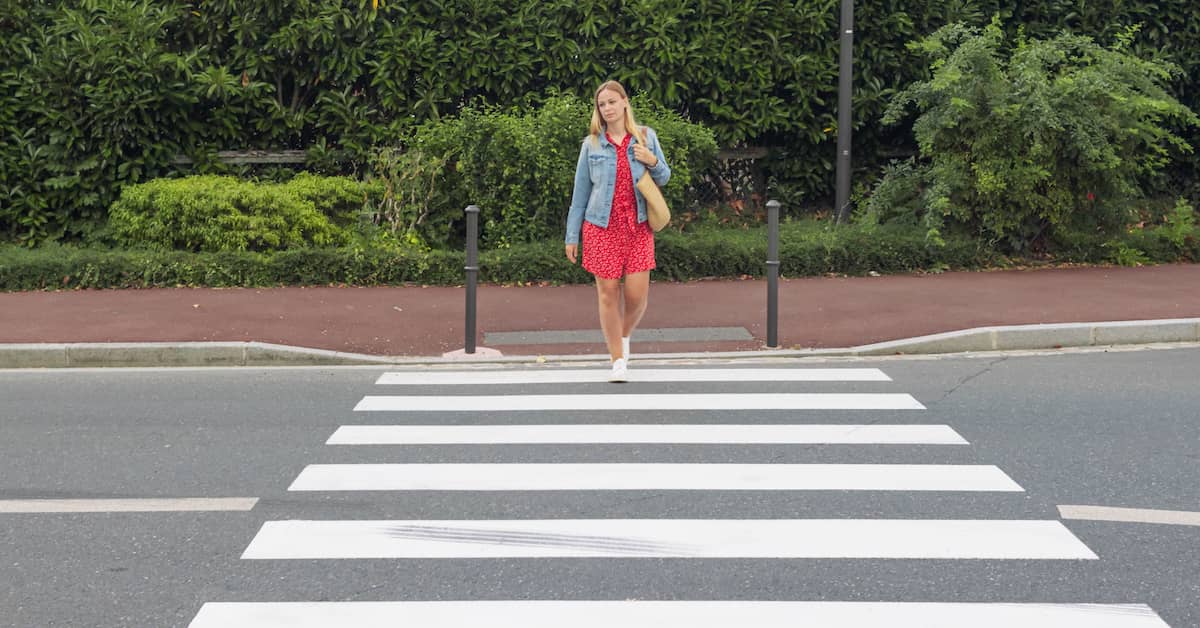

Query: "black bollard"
<box><xmin>464</xmin><ymin>205</ymin><xmax>480</xmax><ymax>354</ymax></box>
<box><xmin>766</xmin><ymin>200</ymin><xmax>781</xmax><ymax>349</ymax></box>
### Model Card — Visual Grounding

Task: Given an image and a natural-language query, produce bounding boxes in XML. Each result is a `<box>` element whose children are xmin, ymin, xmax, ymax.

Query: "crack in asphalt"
<box><xmin>926</xmin><ymin>356</ymin><xmax>1009</xmax><ymax>406</ymax></box>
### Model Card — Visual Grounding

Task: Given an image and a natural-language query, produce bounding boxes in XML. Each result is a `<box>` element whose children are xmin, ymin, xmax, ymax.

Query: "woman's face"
<box><xmin>596</xmin><ymin>89</ymin><xmax>626</xmax><ymax>127</ymax></box>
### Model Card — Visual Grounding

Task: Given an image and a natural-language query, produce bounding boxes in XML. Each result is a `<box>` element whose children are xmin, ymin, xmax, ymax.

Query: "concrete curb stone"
<box><xmin>1</xmin><ymin>318</ymin><xmax>1197</xmax><ymax>369</ymax></box>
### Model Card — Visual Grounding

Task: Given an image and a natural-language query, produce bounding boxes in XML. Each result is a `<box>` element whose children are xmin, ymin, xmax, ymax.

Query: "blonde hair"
<box><xmin>589</xmin><ymin>80</ymin><xmax>646</xmax><ymax>147</ymax></box>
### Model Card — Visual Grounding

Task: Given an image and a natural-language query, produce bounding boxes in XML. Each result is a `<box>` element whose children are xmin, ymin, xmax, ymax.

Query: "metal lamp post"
<box><xmin>834</xmin><ymin>0</ymin><xmax>855</xmax><ymax>224</ymax></box>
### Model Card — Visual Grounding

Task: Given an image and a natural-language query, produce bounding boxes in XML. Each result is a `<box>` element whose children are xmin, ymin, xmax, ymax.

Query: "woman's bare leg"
<box><xmin>621</xmin><ymin>271</ymin><xmax>650</xmax><ymax>338</ymax></box>
<box><xmin>595</xmin><ymin>277</ymin><xmax>625</xmax><ymax>360</ymax></box>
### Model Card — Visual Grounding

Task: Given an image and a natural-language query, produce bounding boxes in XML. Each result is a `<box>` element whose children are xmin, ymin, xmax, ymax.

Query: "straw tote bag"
<box><xmin>637</xmin><ymin>171</ymin><xmax>670</xmax><ymax>232</ymax></box>
<box><xmin>633</xmin><ymin>125</ymin><xmax>672</xmax><ymax>230</ymax></box>
<box><xmin>634</xmin><ymin>127</ymin><xmax>669</xmax><ymax>232</ymax></box>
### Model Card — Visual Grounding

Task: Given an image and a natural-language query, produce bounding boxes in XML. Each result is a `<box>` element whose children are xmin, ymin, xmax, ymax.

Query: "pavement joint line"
<box><xmin>0</xmin><ymin>497</ymin><xmax>259</xmax><ymax>513</ymax></box>
<box><xmin>1</xmin><ymin>318</ymin><xmax>1198</xmax><ymax>368</ymax></box>
<box><xmin>1058</xmin><ymin>504</ymin><xmax>1200</xmax><ymax>527</ymax></box>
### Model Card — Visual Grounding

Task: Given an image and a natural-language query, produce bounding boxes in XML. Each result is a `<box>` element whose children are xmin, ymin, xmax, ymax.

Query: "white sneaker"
<box><xmin>608</xmin><ymin>358</ymin><xmax>628</xmax><ymax>383</ymax></box>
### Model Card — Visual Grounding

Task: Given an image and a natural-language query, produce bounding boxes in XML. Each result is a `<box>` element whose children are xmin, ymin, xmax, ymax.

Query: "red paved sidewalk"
<box><xmin>2</xmin><ymin>264</ymin><xmax>1198</xmax><ymax>357</ymax></box>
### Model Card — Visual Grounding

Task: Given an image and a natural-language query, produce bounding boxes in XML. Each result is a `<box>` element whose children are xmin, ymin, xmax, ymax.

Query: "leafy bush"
<box><xmin>371</xmin><ymin>95</ymin><xmax>718</xmax><ymax>249</ymax></box>
<box><xmin>865</xmin><ymin>18</ymin><xmax>1199</xmax><ymax>253</ymax></box>
<box><xmin>366</xmin><ymin>146</ymin><xmax>450</xmax><ymax>247</ymax></box>
<box><xmin>1049</xmin><ymin>199</ymin><xmax>1200</xmax><ymax>263</ymax></box>
<box><xmin>282</xmin><ymin>172</ymin><xmax>381</xmax><ymax>229</ymax></box>
<box><xmin>108</xmin><ymin>175</ymin><xmax>378</xmax><ymax>252</ymax></box>
<box><xmin>1157</xmin><ymin>198</ymin><xmax>1197</xmax><ymax>251</ymax></box>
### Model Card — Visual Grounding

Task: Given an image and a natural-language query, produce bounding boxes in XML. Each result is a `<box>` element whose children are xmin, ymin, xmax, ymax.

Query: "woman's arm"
<box><xmin>565</xmin><ymin>142</ymin><xmax>591</xmax><ymax>245</ymax></box>
<box><xmin>646</xmin><ymin>128</ymin><xmax>671</xmax><ymax>187</ymax></box>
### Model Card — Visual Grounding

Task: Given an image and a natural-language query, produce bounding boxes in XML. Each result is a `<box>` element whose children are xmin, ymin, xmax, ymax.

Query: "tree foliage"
<box><xmin>865</xmin><ymin>18</ymin><xmax>1198</xmax><ymax>252</ymax></box>
<box><xmin>4</xmin><ymin>0</ymin><xmax>1200</xmax><ymax>245</ymax></box>
<box><xmin>2</xmin><ymin>0</ymin><xmax>213</xmax><ymax>243</ymax></box>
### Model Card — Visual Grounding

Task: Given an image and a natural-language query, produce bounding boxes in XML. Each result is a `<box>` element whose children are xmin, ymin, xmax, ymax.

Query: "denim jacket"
<box><xmin>565</xmin><ymin>127</ymin><xmax>671</xmax><ymax>245</ymax></box>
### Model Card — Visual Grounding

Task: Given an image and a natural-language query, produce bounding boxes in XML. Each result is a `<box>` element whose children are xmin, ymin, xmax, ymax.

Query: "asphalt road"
<box><xmin>1</xmin><ymin>346</ymin><xmax>1198</xmax><ymax>627</ymax></box>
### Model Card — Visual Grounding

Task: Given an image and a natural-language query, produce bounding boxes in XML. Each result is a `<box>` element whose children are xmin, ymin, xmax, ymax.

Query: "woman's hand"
<box><xmin>633</xmin><ymin>144</ymin><xmax>658</xmax><ymax>167</ymax></box>
<box><xmin>565</xmin><ymin>244</ymin><xmax>578</xmax><ymax>264</ymax></box>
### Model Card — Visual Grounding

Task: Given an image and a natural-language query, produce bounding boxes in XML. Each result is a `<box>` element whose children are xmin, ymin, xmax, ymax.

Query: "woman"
<box><xmin>565</xmin><ymin>81</ymin><xmax>671</xmax><ymax>382</ymax></box>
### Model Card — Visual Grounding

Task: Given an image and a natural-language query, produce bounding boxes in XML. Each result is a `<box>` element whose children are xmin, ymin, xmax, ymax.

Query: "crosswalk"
<box><xmin>190</xmin><ymin>601</ymin><xmax>1171</xmax><ymax>628</ymax></box>
<box><xmin>287</xmin><ymin>463</ymin><xmax>1025</xmax><ymax>492</ymax></box>
<box><xmin>241</xmin><ymin>518</ymin><xmax>1097</xmax><ymax>560</ymax></box>
<box><xmin>353</xmin><ymin>392</ymin><xmax>926</xmax><ymax>411</ymax></box>
<box><xmin>188</xmin><ymin>365</ymin><xmax>1171</xmax><ymax>627</ymax></box>
<box><xmin>324</xmin><ymin>423</ymin><xmax>970</xmax><ymax>444</ymax></box>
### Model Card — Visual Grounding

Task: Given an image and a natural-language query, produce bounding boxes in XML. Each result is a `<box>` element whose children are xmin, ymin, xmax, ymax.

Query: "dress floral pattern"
<box><xmin>582</xmin><ymin>133</ymin><xmax>656</xmax><ymax>280</ymax></box>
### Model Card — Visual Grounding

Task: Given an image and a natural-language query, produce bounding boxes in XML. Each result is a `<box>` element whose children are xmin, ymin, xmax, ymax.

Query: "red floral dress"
<box><xmin>582</xmin><ymin>133</ymin><xmax>656</xmax><ymax>280</ymax></box>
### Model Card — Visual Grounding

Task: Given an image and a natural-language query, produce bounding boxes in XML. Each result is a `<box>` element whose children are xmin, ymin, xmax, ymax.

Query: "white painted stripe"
<box><xmin>241</xmin><ymin>519</ymin><xmax>1097</xmax><ymax>559</ymax></box>
<box><xmin>375</xmin><ymin>368</ymin><xmax>892</xmax><ymax>385</ymax></box>
<box><xmin>353</xmin><ymin>393</ymin><xmax>926</xmax><ymax>412</ymax></box>
<box><xmin>327</xmin><ymin>424</ymin><xmax>967</xmax><ymax>445</ymax></box>
<box><xmin>190</xmin><ymin>601</ymin><xmax>1170</xmax><ymax>628</ymax></box>
<box><xmin>0</xmin><ymin>498</ymin><xmax>258</xmax><ymax>513</ymax></box>
<box><xmin>288</xmin><ymin>464</ymin><xmax>1022</xmax><ymax>492</ymax></box>
<box><xmin>1060</xmin><ymin>504</ymin><xmax>1200</xmax><ymax>527</ymax></box>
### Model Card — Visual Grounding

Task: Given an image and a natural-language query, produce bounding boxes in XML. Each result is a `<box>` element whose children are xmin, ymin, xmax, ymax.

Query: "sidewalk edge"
<box><xmin>2</xmin><ymin>319</ymin><xmax>1197</xmax><ymax>368</ymax></box>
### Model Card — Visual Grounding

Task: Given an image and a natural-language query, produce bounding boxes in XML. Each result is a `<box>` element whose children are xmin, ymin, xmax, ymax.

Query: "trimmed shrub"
<box><xmin>284</xmin><ymin>172</ymin><xmax>382</xmax><ymax>229</ymax></box>
<box><xmin>108</xmin><ymin>175</ymin><xmax>379</xmax><ymax>253</ymax></box>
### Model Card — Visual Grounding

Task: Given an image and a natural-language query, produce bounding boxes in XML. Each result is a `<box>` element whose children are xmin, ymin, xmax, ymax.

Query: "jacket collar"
<box><xmin>598</xmin><ymin>127</ymin><xmax>640</xmax><ymax>149</ymax></box>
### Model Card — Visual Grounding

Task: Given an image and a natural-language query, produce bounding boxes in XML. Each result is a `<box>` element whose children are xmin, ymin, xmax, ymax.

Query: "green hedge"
<box><xmin>7</xmin><ymin>218</ymin><xmax>1197</xmax><ymax>292</ymax></box>
<box><xmin>1</xmin><ymin>222</ymin><xmax>988</xmax><ymax>291</ymax></box>
<box><xmin>0</xmin><ymin>245</ymin><xmax>464</xmax><ymax>290</ymax></box>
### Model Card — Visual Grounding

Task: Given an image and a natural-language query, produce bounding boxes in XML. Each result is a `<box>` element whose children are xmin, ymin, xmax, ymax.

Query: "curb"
<box><xmin>0</xmin><ymin>341</ymin><xmax>398</xmax><ymax>369</ymax></box>
<box><xmin>845</xmin><ymin>317</ymin><xmax>1200</xmax><ymax>356</ymax></box>
<box><xmin>2</xmin><ymin>318</ymin><xmax>1198</xmax><ymax>369</ymax></box>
